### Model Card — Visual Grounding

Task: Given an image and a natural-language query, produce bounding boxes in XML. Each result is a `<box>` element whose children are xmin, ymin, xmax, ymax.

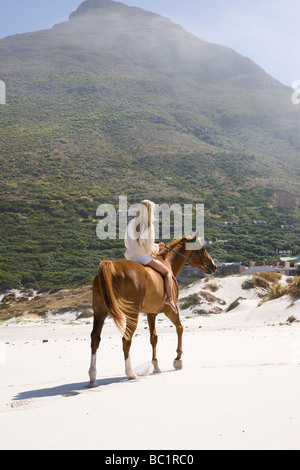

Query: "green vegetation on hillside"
<box><xmin>0</xmin><ymin>0</ymin><xmax>299</xmax><ymax>291</ymax></box>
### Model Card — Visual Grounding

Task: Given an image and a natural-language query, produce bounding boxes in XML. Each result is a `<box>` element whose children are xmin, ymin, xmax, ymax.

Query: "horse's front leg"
<box><xmin>147</xmin><ymin>313</ymin><xmax>161</xmax><ymax>373</ymax></box>
<box><xmin>164</xmin><ymin>307</ymin><xmax>184</xmax><ymax>370</ymax></box>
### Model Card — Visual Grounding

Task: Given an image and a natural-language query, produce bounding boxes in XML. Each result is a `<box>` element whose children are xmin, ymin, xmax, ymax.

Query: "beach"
<box><xmin>0</xmin><ymin>275</ymin><xmax>299</xmax><ymax>450</ymax></box>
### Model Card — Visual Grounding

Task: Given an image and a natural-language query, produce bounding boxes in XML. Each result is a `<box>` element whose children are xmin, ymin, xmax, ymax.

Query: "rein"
<box><xmin>164</xmin><ymin>241</ymin><xmax>202</xmax><ymax>265</ymax></box>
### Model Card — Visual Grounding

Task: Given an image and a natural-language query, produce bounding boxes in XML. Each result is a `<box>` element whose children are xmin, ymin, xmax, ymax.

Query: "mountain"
<box><xmin>0</xmin><ymin>0</ymin><xmax>299</xmax><ymax>291</ymax></box>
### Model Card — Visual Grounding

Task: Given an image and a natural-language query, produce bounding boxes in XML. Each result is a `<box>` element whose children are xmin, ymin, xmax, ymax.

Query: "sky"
<box><xmin>0</xmin><ymin>0</ymin><xmax>299</xmax><ymax>87</ymax></box>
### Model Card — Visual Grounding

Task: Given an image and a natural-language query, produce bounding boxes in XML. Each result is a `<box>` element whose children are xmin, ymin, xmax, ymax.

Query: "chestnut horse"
<box><xmin>89</xmin><ymin>234</ymin><xmax>217</xmax><ymax>386</ymax></box>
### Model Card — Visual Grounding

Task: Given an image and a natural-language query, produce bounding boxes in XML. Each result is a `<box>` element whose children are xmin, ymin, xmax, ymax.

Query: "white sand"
<box><xmin>0</xmin><ymin>276</ymin><xmax>300</xmax><ymax>450</ymax></box>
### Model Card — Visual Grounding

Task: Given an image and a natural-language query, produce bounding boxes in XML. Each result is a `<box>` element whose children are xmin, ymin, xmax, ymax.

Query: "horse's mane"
<box><xmin>156</xmin><ymin>239</ymin><xmax>181</xmax><ymax>260</ymax></box>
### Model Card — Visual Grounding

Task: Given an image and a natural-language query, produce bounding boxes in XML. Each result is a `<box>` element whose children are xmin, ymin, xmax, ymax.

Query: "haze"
<box><xmin>0</xmin><ymin>0</ymin><xmax>299</xmax><ymax>87</ymax></box>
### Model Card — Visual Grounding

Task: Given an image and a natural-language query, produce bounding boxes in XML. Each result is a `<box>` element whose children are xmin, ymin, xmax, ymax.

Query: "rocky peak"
<box><xmin>69</xmin><ymin>0</ymin><xmax>113</xmax><ymax>19</ymax></box>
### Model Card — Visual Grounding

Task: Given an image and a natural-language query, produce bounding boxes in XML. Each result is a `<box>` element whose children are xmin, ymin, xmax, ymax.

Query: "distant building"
<box><xmin>276</xmin><ymin>261</ymin><xmax>297</xmax><ymax>276</ymax></box>
<box><xmin>225</xmin><ymin>221</ymin><xmax>239</xmax><ymax>226</ymax></box>
<box><xmin>280</xmin><ymin>256</ymin><xmax>300</xmax><ymax>264</ymax></box>
<box><xmin>215</xmin><ymin>238</ymin><xmax>228</xmax><ymax>244</ymax></box>
<box><xmin>253</xmin><ymin>220</ymin><xmax>267</xmax><ymax>226</ymax></box>
<box><xmin>215</xmin><ymin>262</ymin><xmax>246</xmax><ymax>276</ymax></box>
<box><xmin>177</xmin><ymin>265</ymin><xmax>204</xmax><ymax>285</ymax></box>
<box><xmin>245</xmin><ymin>258</ymin><xmax>300</xmax><ymax>276</ymax></box>
<box><xmin>243</xmin><ymin>266</ymin><xmax>277</xmax><ymax>275</ymax></box>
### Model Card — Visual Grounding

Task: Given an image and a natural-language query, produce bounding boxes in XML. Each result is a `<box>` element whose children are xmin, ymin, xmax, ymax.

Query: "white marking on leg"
<box><xmin>125</xmin><ymin>355</ymin><xmax>137</xmax><ymax>380</ymax></box>
<box><xmin>89</xmin><ymin>353</ymin><xmax>97</xmax><ymax>386</ymax></box>
<box><xmin>152</xmin><ymin>359</ymin><xmax>161</xmax><ymax>374</ymax></box>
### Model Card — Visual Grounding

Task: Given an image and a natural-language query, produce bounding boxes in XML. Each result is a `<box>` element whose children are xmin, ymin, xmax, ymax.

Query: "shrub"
<box><xmin>287</xmin><ymin>315</ymin><xmax>296</xmax><ymax>324</ymax></box>
<box><xmin>77</xmin><ymin>309</ymin><xmax>93</xmax><ymax>319</ymax></box>
<box><xmin>226</xmin><ymin>297</ymin><xmax>245</xmax><ymax>312</ymax></box>
<box><xmin>180</xmin><ymin>294</ymin><xmax>200</xmax><ymax>309</ymax></box>
<box><xmin>262</xmin><ymin>283</ymin><xmax>286</xmax><ymax>303</ymax></box>
<box><xmin>203</xmin><ymin>283</ymin><xmax>219</xmax><ymax>292</ymax></box>
<box><xmin>0</xmin><ymin>271</ymin><xmax>22</xmax><ymax>290</ymax></box>
<box><xmin>242</xmin><ymin>275</ymin><xmax>271</xmax><ymax>290</ymax></box>
<box><xmin>257</xmin><ymin>272</ymin><xmax>282</xmax><ymax>284</ymax></box>
<box><xmin>287</xmin><ymin>277</ymin><xmax>300</xmax><ymax>300</ymax></box>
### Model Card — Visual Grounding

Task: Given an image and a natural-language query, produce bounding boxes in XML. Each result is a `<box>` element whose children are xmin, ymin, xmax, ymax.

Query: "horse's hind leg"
<box><xmin>122</xmin><ymin>314</ymin><xmax>139</xmax><ymax>380</ymax></box>
<box><xmin>89</xmin><ymin>310</ymin><xmax>107</xmax><ymax>387</ymax></box>
<box><xmin>164</xmin><ymin>307</ymin><xmax>184</xmax><ymax>370</ymax></box>
<box><xmin>147</xmin><ymin>314</ymin><xmax>161</xmax><ymax>373</ymax></box>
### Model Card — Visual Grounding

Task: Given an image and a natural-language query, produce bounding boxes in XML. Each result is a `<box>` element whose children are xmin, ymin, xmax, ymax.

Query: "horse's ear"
<box><xmin>182</xmin><ymin>231</ymin><xmax>202</xmax><ymax>250</ymax></box>
<box><xmin>193</xmin><ymin>230</ymin><xmax>204</xmax><ymax>250</ymax></box>
<box><xmin>193</xmin><ymin>230</ymin><xmax>200</xmax><ymax>241</ymax></box>
<box><xmin>182</xmin><ymin>231</ymin><xmax>199</xmax><ymax>242</ymax></box>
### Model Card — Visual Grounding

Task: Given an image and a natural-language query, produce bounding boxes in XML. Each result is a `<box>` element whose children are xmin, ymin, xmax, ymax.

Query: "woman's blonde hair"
<box><xmin>136</xmin><ymin>200</ymin><xmax>155</xmax><ymax>242</ymax></box>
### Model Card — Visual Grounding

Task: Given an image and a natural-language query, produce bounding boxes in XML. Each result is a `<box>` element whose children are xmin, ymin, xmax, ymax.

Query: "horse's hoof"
<box><xmin>128</xmin><ymin>374</ymin><xmax>138</xmax><ymax>380</ymax></box>
<box><xmin>89</xmin><ymin>381</ymin><xmax>98</xmax><ymax>388</ymax></box>
<box><xmin>173</xmin><ymin>359</ymin><xmax>183</xmax><ymax>370</ymax></box>
<box><xmin>152</xmin><ymin>360</ymin><xmax>162</xmax><ymax>374</ymax></box>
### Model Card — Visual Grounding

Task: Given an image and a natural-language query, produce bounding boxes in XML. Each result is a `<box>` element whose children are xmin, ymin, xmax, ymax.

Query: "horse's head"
<box><xmin>181</xmin><ymin>234</ymin><xmax>217</xmax><ymax>275</ymax></box>
<box><xmin>195</xmin><ymin>245</ymin><xmax>217</xmax><ymax>275</ymax></box>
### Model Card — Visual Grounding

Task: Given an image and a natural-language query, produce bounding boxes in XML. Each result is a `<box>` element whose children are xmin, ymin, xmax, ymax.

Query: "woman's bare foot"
<box><xmin>165</xmin><ymin>298</ymin><xmax>179</xmax><ymax>314</ymax></box>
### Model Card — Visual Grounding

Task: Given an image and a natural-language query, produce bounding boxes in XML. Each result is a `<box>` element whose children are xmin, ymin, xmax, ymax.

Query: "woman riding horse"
<box><xmin>89</xmin><ymin>200</ymin><xmax>217</xmax><ymax>386</ymax></box>
<box><xmin>124</xmin><ymin>200</ymin><xmax>178</xmax><ymax>314</ymax></box>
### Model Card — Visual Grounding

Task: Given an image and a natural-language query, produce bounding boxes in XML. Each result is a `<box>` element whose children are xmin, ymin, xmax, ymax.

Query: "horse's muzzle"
<box><xmin>208</xmin><ymin>265</ymin><xmax>217</xmax><ymax>275</ymax></box>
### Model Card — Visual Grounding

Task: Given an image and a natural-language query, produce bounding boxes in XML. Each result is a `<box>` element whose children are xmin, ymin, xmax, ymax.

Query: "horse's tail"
<box><xmin>98</xmin><ymin>260</ymin><xmax>135</xmax><ymax>340</ymax></box>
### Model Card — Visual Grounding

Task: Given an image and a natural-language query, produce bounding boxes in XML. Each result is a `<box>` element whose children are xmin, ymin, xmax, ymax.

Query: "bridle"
<box><xmin>165</xmin><ymin>240</ymin><xmax>204</xmax><ymax>264</ymax></box>
<box><xmin>165</xmin><ymin>241</ymin><xmax>215</xmax><ymax>272</ymax></box>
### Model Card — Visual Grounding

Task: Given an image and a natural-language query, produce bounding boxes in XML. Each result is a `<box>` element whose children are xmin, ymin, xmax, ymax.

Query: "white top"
<box><xmin>125</xmin><ymin>219</ymin><xmax>160</xmax><ymax>260</ymax></box>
